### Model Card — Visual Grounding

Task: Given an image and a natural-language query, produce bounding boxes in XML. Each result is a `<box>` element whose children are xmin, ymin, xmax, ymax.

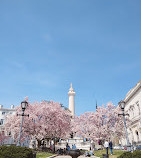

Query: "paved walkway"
<box><xmin>55</xmin><ymin>155</ymin><xmax>100</xmax><ymax>158</ymax></box>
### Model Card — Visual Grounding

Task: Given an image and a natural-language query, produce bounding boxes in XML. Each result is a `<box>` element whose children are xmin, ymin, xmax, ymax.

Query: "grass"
<box><xmin>36</xmin><ymin>152</ymin><xmax>55</xmax><ymax>158</ymax></box>
<box><xmin>36</xmin><ymin>149</ymin><xmax>126</xmax><ymax>158</ymax></box>
<box><xmin>94</xmin><ymin>149</ymin><xmax>127</xmax><ymax>158</ymax></box>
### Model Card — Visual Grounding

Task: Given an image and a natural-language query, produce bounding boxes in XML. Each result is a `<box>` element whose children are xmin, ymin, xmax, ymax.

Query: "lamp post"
<box><xmin>17</xmin><ymin>100</ymin><xmax>29</xmax><ymax>146</ymax></box>
<box><xmin>118</xmin><ymin>100</ymin><xmax>130</xmax><ymax>151</ymax></box>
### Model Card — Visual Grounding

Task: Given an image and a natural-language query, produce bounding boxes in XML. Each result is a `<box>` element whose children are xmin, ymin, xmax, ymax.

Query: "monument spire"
<box><xmin>96</xmin><ymin>100</ymin><xmax>98</xmax><ymax>110</ymax></box>
<box><xmin>68</xmin><ymin>83</ymin><xmax>75</xmax><ymax>117</ymax></box>
<box><xmin>69</xmin><ymin>83</ymin><xmax>74</xmax><ymax>92</ymax></box>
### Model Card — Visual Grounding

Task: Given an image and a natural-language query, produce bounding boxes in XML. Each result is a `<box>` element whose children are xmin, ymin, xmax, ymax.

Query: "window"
<box><xmin>136</xmin><ymin>131</ymin><xmax>139</xmax><ymax>142</ymax></box>
<box><xmin>9</xmin><ymin>132</ymin><xmax>11</xmax><ymax>136</ymax></box>
<box><xmin>2</xmin><ymin>112</ymin><xmax>5</xmax><ymax>115</ymax></box>
<box><xmin>136</xmin><ymin>101</ymin><xmax>140</xmax><ymax>115</ymax></box>
<box><xmin>0</xmin><ymin>119</ymin><xmax>4</xmax><ymax>125</ymax></box>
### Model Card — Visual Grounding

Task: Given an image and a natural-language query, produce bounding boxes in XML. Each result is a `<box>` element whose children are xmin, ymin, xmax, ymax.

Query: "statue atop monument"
<box><xmin>69</xmin><ymin>83</ymin><xmax>74</xmax><ymax>92</ymax></box>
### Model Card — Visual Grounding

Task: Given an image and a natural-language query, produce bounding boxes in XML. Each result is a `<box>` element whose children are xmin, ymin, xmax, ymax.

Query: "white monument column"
<box><xmin>68</xmin><ymin>83</ymin><xmax>75</xmax><ymax>117</ymax></box>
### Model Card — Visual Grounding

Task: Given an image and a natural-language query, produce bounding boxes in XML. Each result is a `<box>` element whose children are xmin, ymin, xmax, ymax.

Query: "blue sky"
<box><xmin>0</xmin><ymin>0</ymin><xmax>141</xmax><ymax>115</ymax></box>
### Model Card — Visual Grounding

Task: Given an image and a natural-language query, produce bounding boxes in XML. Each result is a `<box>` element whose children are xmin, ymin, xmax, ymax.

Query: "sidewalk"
<box><xmin>54</xmin><ymin>155</ymin><xmax>100</xmax><ymax>158</ymax></box>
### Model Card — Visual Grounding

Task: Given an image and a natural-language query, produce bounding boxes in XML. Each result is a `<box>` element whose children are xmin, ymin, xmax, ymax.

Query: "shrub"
<box><xmin>118</xmin><ymin>151</ymin><xmax>141</xmax><ymax>158</ymax></box>
<box><xmin>0</xmin><ymin>145</ymin><xmax>34</xmax><ymax>158</ymax></box>
<box><xmin>132</xmin><ymin>151</ymin><xmax>141</xmax><ymax>158</ymax></box>
<box><xmin>117</xmin><ymin>152</ymin><xmax>133</xmax><ymax>158</ymax></box>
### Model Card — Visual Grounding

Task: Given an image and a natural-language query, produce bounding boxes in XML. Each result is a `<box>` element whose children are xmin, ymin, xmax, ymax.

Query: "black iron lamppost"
<box><xmin>17</xmin><ymin>100</ymin><xmax>29</xmax><ymax>146</ymax></box>
<box><xmin>118</xmin><ymin>100</ymin><xmax>130</xmax><ymax>151</ymax></box>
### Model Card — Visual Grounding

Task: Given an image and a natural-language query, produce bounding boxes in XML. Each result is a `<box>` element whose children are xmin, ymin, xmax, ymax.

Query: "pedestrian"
<box><xmin>104</xmin><ymin>140</ymin><xmax>109</xmax><ymax>155</ymax></box>
<box><xmin>72</xmin><ymin>144</ymin><xmax>76</xmax><ymax>149</ymax></box>
<box><xmin>109</xmin><ymin>140</ymin><xmax>113</xmax><ymax>155</ymax></box>
<box><xmin>67</xmin><ymin>145</ymin><xmax>70</xmax><ymax>151</ymax></box>
<box><xmin>89</xmin><ymin>147</ymin><xmax>93</xmax><ymax>156</ymax></box>
<box><xmin>66</xmin><ymin>143</ymin><xmax>69</xmax><ymax>154</ymax></box>
<box><xmin>72</xmin><ymin>144</ymin><xmax>73</xmax><ymax>149</ymax></box>
<box><xmin>85</xmin><ymin>150</ymin><xmax>91</xmax><ymax>157</ymax></box>
<box><xmin>63</xmin><ymin>148</ymin><xmax>66</xmax><ymax>155</ymax></box>
<box><xmin>58</xmin><ymin>148</ymin><xmax>63</xmax><ymax>155</ymax></box>
<box><xmin>66</xmin><ymin>143</ymin><xmax>69</xmax><ymax>150</ymax></box>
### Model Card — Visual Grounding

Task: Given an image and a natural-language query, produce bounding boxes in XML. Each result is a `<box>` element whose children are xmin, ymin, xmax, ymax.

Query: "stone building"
<box><xmin>120</xmin><ymin>80</ymin><xmax>141</xmax><ymax>145</ymax></box>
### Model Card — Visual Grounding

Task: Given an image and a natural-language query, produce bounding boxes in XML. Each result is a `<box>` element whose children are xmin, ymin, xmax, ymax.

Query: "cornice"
<box><xmin>0</xmin><ymin>108</ymin><xmax>16</xmax><ymax>111</ymax></box>
<box><xmin>124</xmin><ymin>80</ymin><xmax>141</xmax><ymax>103</ymax></box>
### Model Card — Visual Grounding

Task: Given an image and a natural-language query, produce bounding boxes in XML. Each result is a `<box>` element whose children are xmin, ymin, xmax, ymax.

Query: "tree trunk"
<box><xmin>53</xmin><ymin>138</ymin><xmax>55</xmax><ymax>153</ymax></box>
<box><xmin>37</xmin><ymin>139</ymin><xmax>41</xmax><ymax>149</ymax></box>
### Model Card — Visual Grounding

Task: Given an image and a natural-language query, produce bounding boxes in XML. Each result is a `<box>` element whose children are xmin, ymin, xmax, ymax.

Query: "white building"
<box><xmin>120</xmin><ymin>80</ymin><xmax>141</xmax><ymax>146</ymax></box>
<box><xmin>0</xmin><ymin>104</ymin><xmax>16</xmax><ymax>145</ymax></box>
<box><xmin>0</xmin><ymin>104</ymin><xmax>31</xmax><ymax>147</ymax></box>
<box><xmin>0</xmin><ymin>104</ymin><xmax>16</xmax><ymax>129</ymax></box>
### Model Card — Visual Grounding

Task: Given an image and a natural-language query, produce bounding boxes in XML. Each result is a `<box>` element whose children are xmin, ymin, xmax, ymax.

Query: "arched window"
<box><xmin>136</xmin><ymin>101</ymin><xmax>140</xmax><ymax>115</ymax></box>
<box><xmin>129</xmin><ymin>128</ymin><xmax>134</xmax><ymax>144</ymax></box>
<box><xmin>136</xmin><ymin>130</ymin><xmax>139</xmax><ymax>142</ymax></box>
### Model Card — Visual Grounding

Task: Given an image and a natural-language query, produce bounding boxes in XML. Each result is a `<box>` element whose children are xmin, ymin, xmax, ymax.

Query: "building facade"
<box><xmin>0</xmin><ymin>104</ymin><xmax>31</xmax><ymax>147</ymax></box>
<box><xmin>120</xmin><ymin>80</ymin><xmax>141</xmax><ymax>145</ymax></box>
<box><xmin>0</xmin><ymin>105</ymin><xmax>16</xmax><ymax>145</ymax></box>
<box><xmin>0</xmin><ymin>105</ymin><xmax>16</xmax><ymax>130</ymax></box>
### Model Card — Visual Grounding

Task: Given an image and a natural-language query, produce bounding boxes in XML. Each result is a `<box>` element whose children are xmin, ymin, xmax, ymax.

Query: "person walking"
<box><xmin>66</xmin><ymin>143</ymin><xmax>70</xmax><ymax>154</ymax></box>
<box><xmin>89</xmin><ymin>147</ymin><xmax>93</xmax><ymax>156</ymax></box>
<box><xmin>109</xmin><ymin>140</ymin><xmax>113</xmax><ymax>155</ymax></box>
<box><xmin>72</xmin><ymin>144</ymin><xmax>76</xmax><ymax>149</ymax></box>
<box><xmin>104</xmin><ymin>140</ymin><xmax>109</xmax><ymax>155</ymax></box>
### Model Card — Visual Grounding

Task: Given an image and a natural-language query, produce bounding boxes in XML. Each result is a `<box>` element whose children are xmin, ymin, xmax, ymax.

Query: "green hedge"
<box><xmin>117</xmin><ymin>152</ymin><xmax>132</xmax><ymax>158</ymax></box>
<box><xmin>118</xmin><ymin>151</ymin><xmax>141</xmax><ymax>158</ymax></box>
<box><xmin>132</xmin><ymin>151</ymin><xmax>141</xmax><ymax>158</ymax></box>
<box><xmin>0</xmin><ymin>145</ymin><xmax>34</xmax><ymax>158</ymax></box>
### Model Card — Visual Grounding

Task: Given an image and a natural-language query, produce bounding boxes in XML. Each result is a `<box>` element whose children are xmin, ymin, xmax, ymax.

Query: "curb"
<box><xmin>82</xmin><ymin>156</ymin><xmax>100</xmax><ymax>158</ymax></box>
<box><xmin>47</xmin><ymin>154</ymin><xmax>57</xmax><ymax>158</ymax></box>
<box><xmin>47</xmin><ymin>155</ymin><xmax>100</xmax><ymax>158</ymax></box>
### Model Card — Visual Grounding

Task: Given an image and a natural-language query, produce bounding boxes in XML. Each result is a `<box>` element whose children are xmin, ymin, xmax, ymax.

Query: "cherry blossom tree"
<box><xmin>0</xmin><ymin>131</ymin><xmax>8</xmax><ymax>146</ymax></box>
<box><xmin>4</xmin><ymin>99</ymin><xmax>71</xmax><ymax>149</ymax></box>
<box><xmin>72</xmin><ymin>102</ymin><xmax>124</xmax><ymax>143</ymax></box>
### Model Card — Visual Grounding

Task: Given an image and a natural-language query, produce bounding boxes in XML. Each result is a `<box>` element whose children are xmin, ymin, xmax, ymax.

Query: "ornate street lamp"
<box><xmin>17</xmin><ymin>100</ymin><xmax>29</xmax><ymax>146</ymax></box>
<box><xmin>21</xmin><ymin>100</ymin><xmax>28</xmax><ymax>111</ymax></box>
<box><xmin>118</xmin><ymin>100</ymin><xmax>130</xmax><ymax>151</ymax></box>
<box><xmin>119</xmin><ymin>100</ymin><xmax>125</xmax><ymax>110</ymax></box>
